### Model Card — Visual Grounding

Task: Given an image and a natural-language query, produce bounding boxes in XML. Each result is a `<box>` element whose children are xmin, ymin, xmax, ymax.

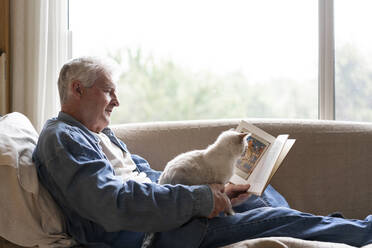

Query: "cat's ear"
<box><xmin>239</xmin><ymin>132</ymin><xmax>250</xmax><ymax>139</ymax></box>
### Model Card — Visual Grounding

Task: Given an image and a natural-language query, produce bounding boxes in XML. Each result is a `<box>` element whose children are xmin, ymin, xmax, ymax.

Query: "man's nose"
<box><xmin>112</xmin><ymin>92</ymin><xmax>120</xmax><ymax>107</ymax></box>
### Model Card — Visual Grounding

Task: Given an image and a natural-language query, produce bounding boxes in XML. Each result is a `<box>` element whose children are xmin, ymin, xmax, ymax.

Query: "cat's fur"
<box><xmin>159</xmin><ymin>130</ymin><xmax>248</xmax><ymax>186</ymax></box>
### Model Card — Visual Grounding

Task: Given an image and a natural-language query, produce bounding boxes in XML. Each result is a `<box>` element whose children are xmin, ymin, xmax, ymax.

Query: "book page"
<box><xmin>234</xmin><ymin>133</ymin><xmax>271</xmax><ymax>179</ymax></box>
<box><xmin>232</xmin><ymin>121</ymin><xmax>276</xmax><ymax>180</ymax></box>
<box><xmin>245</xmin><ymin>134</ymin><xmax>288</xmax><ymax>195</ymax></box>
<box><xmin>230</xmin><ymin>121</ymin><xmax>290</xmax><ymax>195</ymax></box>
<box><xmin>236</xmin><ymin>121</ymin><xmax>276</xmax><ymax>143</ymax></box>
<box><xmin>264</xmin><ymin>138</ymin><xmax>295</xmax><ymax>190</ymax></box>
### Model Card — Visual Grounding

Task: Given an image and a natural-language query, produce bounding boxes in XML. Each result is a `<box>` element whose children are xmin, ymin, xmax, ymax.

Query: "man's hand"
<box><xmin>225</xmin><ymin>183</ymin><xmax>251</xmax><ymax>207</ymax></box>
<box><xmin>207</xmin><ymin>184</ymin><xmax>232</xmax><ymax>219</ymax></box>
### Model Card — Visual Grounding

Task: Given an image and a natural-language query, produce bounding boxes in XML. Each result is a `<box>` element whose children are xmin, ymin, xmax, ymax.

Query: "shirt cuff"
<box><xmin>190</xmin><ymin>185</ymin><xmax>214</xmax><ymax>218</ymax></box>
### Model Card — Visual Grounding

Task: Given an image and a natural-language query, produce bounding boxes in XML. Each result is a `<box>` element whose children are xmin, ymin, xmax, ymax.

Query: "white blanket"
<box><xmin>222</xmin><ymin>237</ymin><xmax>371</xmax><ymax>248</ymax></box>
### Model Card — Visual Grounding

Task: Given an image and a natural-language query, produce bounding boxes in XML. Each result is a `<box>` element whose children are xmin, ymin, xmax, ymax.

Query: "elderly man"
<box><xmin>33</xmin><ymin>57</ymin><xmax>372</xmax><ymax>248</ymax></box>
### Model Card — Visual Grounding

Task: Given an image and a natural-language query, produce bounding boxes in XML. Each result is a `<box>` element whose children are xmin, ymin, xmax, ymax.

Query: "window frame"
<box><xmin>318</xmin><ymin>0</ymin><xmax>335</xmax><ymax>120</ymax></box>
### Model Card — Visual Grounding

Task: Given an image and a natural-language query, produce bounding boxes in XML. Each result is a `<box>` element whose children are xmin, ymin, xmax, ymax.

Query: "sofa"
<box><xmin>1</xmin><ymin>112</ymin><xmax>372</xmax><ymax>248</ymax></box>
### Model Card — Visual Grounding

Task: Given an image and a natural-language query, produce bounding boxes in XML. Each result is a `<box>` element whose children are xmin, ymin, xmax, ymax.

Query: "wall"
<box><xmin>0</xmin><ymin>0</ymin><xmax>10</xmax><ymax>114</ymax></box>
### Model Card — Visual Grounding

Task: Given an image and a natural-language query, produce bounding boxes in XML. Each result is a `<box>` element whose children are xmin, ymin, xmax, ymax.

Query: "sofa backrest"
<box><xmin>112</xmin><ymin>118</ymin><xmax>372</xmax><ymax>220</ymax></box>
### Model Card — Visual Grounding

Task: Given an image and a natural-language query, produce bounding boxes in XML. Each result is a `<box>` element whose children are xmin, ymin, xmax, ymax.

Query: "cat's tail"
<box><xmin>224</xmin><ymin>192</ymin><xmax>236</xmax><ymax>216</ymax></box>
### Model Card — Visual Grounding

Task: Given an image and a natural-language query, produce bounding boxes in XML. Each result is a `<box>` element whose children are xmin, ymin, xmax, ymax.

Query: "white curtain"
<box><xmin>11</xmin><ymin>0</ymin><xmax>69</xmax><ymax>132</ymax></box>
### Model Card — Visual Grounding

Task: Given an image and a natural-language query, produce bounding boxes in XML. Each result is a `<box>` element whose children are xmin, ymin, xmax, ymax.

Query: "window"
<box><xmin>334</xmin><ymin>0</ymin><xmax>372</xmax><ymax>121</ymax></box>
<box><xmin>70</xmin><ymin>0</ymin><xmax>366</xmax><ymax>123</ymax></box>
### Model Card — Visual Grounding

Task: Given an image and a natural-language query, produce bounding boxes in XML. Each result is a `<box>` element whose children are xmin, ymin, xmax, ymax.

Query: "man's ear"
<box><xmin>71</xmin><ymin>80</ymin><xmax>83</xmax><ymax>97</ymax></box>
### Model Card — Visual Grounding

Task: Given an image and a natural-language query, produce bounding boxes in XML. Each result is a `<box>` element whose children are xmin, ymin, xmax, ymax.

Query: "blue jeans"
<box><xmin>199</xmin><ymin>185</ymin><xmax>372</xmax><ymax>248</ymax></box>
<box><xmin>153</xmin><ymin>185</ymin><xmax>372</xmax><ymax>248</ymax></box>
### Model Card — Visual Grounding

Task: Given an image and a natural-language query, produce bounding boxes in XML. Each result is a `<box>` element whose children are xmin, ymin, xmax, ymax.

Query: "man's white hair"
<box><xmin>58</xmin><ymin>56</ymin><xmax>120</xmax><ymax>105</ymax></box>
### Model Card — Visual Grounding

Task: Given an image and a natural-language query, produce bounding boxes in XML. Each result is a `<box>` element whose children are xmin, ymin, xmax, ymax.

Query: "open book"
<box><xmin>229</xmin><ymin>120</ymin><xmax>295</xmax><ymax>196</ymax></box>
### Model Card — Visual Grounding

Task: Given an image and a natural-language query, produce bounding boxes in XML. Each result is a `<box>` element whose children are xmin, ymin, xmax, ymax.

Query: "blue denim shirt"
<box><xmin>33</xmin><ymin>112</ymin><xmax>213</xmax><ymax>247</ymax></box>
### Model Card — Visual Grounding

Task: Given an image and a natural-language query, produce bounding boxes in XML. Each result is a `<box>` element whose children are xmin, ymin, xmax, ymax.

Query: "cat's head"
<box><xmin>215</xmin><ymin>130</ymin><xmax>249</xmax><ymax>157</ymax></box>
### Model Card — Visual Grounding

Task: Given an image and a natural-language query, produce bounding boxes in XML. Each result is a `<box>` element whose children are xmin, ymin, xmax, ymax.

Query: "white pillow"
<box><xmin>0</xmin><ymin>112</ymin><xmax>76</xmax><ymax>247</ymax></box>
<box><xmin>0</xmin><ymin>112</ymin><xmax>39</xmax><ymax>193</ymax></box>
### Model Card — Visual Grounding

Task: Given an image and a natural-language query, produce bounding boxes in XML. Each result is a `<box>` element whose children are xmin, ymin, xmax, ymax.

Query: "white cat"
<box><xmin>158</xmin><ymin>129</ymin><xmax>248</xmax><ymax>215</ymax></box>
<box><xmin>142</xmin><ymin>130</ymin><xmax>248</xmax><ymax>248</ymax></box>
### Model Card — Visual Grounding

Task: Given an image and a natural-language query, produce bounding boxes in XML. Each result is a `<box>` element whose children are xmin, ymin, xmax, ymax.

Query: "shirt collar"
<box><xmin>57</xmin><ymin>111</ymin><xmax>118</xmax><ymax>145</ymax></box>
<box><xmin>57</xmin><ymin>111</ymin><xmax>100</xmax><ymax>142</ymax></box>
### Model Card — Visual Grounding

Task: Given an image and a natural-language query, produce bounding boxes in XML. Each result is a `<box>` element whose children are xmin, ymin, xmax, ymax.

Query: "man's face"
<box><xmin>80</xmin><ymin>71</ymin><xmax>120</xmax><ymax>132</ymax></box>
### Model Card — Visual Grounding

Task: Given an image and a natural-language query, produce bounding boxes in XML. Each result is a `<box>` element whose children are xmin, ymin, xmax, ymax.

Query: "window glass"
<box><xmin>335</xmin><ymin>0</ymin><xmax>372</xmax><ymax>121</ymax></box>
<box><xmin>69</xmin><ymin>0</ymin><xmax>318</xmax><ymax>123</ymax></box>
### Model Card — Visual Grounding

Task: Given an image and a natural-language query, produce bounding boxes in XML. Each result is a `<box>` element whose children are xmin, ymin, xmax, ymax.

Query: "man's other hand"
<box><xmin>225</xmin><ymin>183</ymin><xmax>251</xmax><ymax>207</ymax></box>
